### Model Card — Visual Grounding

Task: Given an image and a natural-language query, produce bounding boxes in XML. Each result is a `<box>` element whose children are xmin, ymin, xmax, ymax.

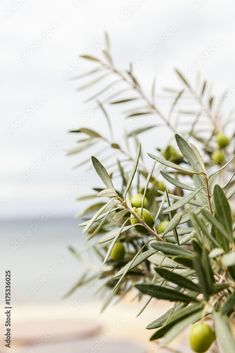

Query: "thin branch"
<box><xmin>97</xmin><ymin>59</ymin><xmax>176</xmax><ymax>133</ymax></box>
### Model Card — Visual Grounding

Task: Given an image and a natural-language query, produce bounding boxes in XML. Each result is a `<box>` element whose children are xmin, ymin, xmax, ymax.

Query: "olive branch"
<box><xmin>67</xmin><ymin>34</ymin><xmax>235</xmax><ymax>353</ymax></box>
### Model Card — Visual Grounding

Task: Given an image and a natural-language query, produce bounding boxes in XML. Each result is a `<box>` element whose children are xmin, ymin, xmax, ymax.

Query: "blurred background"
<box><xmin>1</xmin><ymin>0</ymin><xmax>235</xmax><ymax>351</ymax></box>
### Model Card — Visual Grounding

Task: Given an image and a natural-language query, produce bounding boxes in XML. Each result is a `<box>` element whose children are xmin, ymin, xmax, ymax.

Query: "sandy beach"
<box><xmin>1</xmin><ymin>299</ymin><xmax>192</xmax><ymax>353</ymax></box>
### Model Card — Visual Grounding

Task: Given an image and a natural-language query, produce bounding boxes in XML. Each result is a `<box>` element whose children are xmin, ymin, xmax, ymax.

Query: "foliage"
<box><xmin>68</xmin><ymin>34</ymin><xmax>235</xmax><ymax>352</ymax></box>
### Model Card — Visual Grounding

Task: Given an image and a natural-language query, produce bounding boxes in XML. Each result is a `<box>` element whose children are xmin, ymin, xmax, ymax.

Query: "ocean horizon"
<box><xmin>1</xmin><ymin>216</ymin><xmax>100</xmax><ymax>305</ymax></box>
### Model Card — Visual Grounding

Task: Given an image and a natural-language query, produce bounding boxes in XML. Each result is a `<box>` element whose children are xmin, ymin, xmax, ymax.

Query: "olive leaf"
<box><xmin>201</xmin><ymin>209</ymin><xmax>231</xmax><ymax>249</ymax></box>
<box><xmin>162</xmin><ymin>213</ymin><xmax>182</xmax><ymax>236</ymax></box>
<box><xmin>147</xmin><ymin>253</ymin><xmax>179</xmax><ymax>268</ymax></box>
<box><xmin>213</xmin><ymin>185</ymin><xmax>233</xmax><ymax>241</ymax></box>
<box><xmin>160</xmin><ymin>310</ymin><xmax>202</xmax><ymax>347</ymax></box>
<box><xmin>70</xmin><ymin>127</ymin><xmax>102</xmax><ymax>138</ymax></box>
<box><xmin>175</xmin><ymin>69</ymin><xmax>191</xmax><ymax>88</ymax></box>
<box><xmin>80</xmin><ymin>54</ymin><xmax>100</xmax><ymax>62</ymax></box>
<box><xmin>135</xmin><ymin>283</ymin><xmax>199</xmax><ymax>303</ymax></box>
<box><xmin>155</xmin><ymin>267</ymin><xmax>201</xmax><ymax>292</ymax></box>
<box><xmin>127</xmin><ymin>124</ymin><xmax>158</xmax><ymax>137</ymax></box>
<box><xmin>147</xmin><ymin>307</ymin><xmax>177</xmax><ymax>330</ymax></box>
<box><xmin>192</xmin><ymin>252</ymin><xmax>212</xmax><ymax>300</ymax></box>
<box><xmin>98</xmin><ymin>225</ymin><xmax>134</xmax><ymax>244</ymax></box>
<box><xmin>163</xmin><ymin>188</ymin><xmax>203</xmax><ymax>214</ymax></box>
<box><xmin>91</xmin><ymin>156</ymin><xmax>115</xmax><ymax>190</ymax></box>
<box><xmin>83</xmin><ymin>199</ymin><xmax>115</xmax><ymax>233</ymax></box>
<box><xmin>191</xmin><ymin>212</ymin><xmax>221</xmax><ymax>248</ymax></box>
<box><xmin>160</xmin><ymin>170</ymin><xmax>195</xmax><ymax>191</ymax></box>
<box><xmin>175</xmin><ymin>134</ymin><xmax>205</xmax><ymax>172</ymax></box>
<box><xmin>148</xmin><ymin>153</ymin><xmax>196</xmax><ymax>174</ymax></box>
<box><xmin>110</xmin><ymin>97</ymin><xmax>139</xmax><ymax>104</ymax></box>
<box><xmin>147</xmin><ymin>303</ymin><xmax>201</xmax><ymax>330</ymax></box>
<box><xmin>151</xmin><ymin>241</ymin><xmax>192</xmax><ymax>257</ymax></box>
<box><xmin>175</xmin><ymin>134</ymin><xmax>208</xmax><ymax>205</ymax></box>
<box><xmin>209</xmin><ymin>156</ymin><xmax>235</xmax><ymax>179</ymax></box>
<box><xmin>124</xmin><ymin>143</ymin><xmax>141</xmax><ymax>198</ymax></box>
<box><xmin>222</xmin><ymin>292</ymin><xmax>235</xmax><ymax>315</ymax></box>
<box><xmin>214</xmin><ymin>312</ymin><xmax>235</xmax><ymax>353</ymax></box>
<box><xmin>114</xmin><ymin>248</ymin><xmax>156</xmax><ymax>279</ymax></box>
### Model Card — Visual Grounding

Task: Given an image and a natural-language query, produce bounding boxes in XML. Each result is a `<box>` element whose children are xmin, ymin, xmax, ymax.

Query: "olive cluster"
<box><xmin>110</xmin><ymin>146</ymin><xmax>182</xmax><ymax>262</ymax></box>
<box><xmin>110</xmin><ymin>182</ymin><xmax>169</xmax><ymax>262</ymax></box>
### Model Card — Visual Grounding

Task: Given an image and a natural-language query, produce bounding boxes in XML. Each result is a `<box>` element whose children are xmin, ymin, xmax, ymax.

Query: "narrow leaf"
<box><xmin>136</xmin><ymin>284</ymin><xmax>198</xmax><ymax>303</ymax></box>
<box><xmin>80</xmin><ymin>54</ymin><xmax>100</xmax><ymax>62</ymax></box>
<box><xmin>222</xmin><ymin>292</ymin><xmax>235</xmax><ymax>315</ymax></box>
<box><xmin>150</xmin><ymin>304</ymin><xmax>202</xmax><ymax>340</ymax></box>
<box><xmin>92</xmin><ymin>156</ymin><xmax>114</xmax><ymax>190</ymax></box>
<box><xmin>202</xmin><ymin>209</ymin><xmax>231</xmax><ymax>242</ymax></box>
<box><xmin>175</xmin><ymin>134</ymin><xmax>205</xmax><ymax>172</ymax></box>
<box><xmin>151</xmin><ymin>241</ymin><xmax>192</xmax><ymax>257</ymax></box>
<box><xmin>114</xmin><ymin>248</ymin><xmax>156</xmax><ymax>278</ymax></box>
<box><xmin>69</xmin><ymin>127</ymin><xmax>101</xmax><ymax>137</ymax></box>
<box><xmin>193</xmin><ymin>254</ymin><xmax>210</xmax><ymax>300</ymax></box>
<box><xmin>163</xmin><ymin>188</ymin><xmax>203</xmax><ymax>214</ymax></box>
<box><xmin>128</xmin><ymin>125</ymin><xmax>157</xmax><ymax>137</ymax></box>
<box><xmin>175</xmin><ymin>69</ymin><xmax>191</xmax><ymax>88</ymax></box>
<box><xmin>209</xmin><ymin>156</ymin><xmax>235</xmax><ymax>179</ymax></box>
<box><xmin>99</xmin><ymin>224</ymin><xmax>135</xmax><ymax>244</ymax></box>
<box><xmin>155</xmin><ymin>268</ymin><xmax>200</xmax><ymax>292</ymax></box>
<box><xmin>161</xmin><ymin>171</ymin><xmax>195</xmax><ymax>191</ymax></box>
<box><xmin>213</xmin><ymin>185</ymin><xmax>233</xmax><ymax>240</ymax></box>
<box><xmin>148</xmin><ymin>153</ymin><xmax>197</xmax><ymax>174</ymax></box>
<box><xmin>147</xmin><ymin>303</ymin><xmax>202</xmax><ymax>330</ymax></box>
<box><xmin>214</xmin><ymin>312</ymin><xmax>235</xmax><ymax>353</ymax></box>
<box><xmin>127</xmin><ymin>111</ymin><xmax>152</xmax><ymax>118</ymax></box>
<box><xmin>110</xmin><ymin>97</ymin><xmax>138</xmax><ymax>104</ymax></box>
<box><xmin>160</xmin><ymin>311</ymin><xmax>202</xmax><ymax>346</ymax></box>
<box><xmin>163</xmin><ymin>213</ymin><xmax>182</xmax><ymax>236</ymax></box>
<box><xmin>124</xmin><ymin>144</ymin><xmax>141</xmax><ymax>198</ymax></box>
<box><xmin>147</xmin><ymin>306</ymin><xmax>176</xmax><ymax>330</ymax></box>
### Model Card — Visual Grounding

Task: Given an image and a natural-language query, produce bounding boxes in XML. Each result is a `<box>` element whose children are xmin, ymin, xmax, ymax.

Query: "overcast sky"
<box><xmin>1</xmin><ymin>0</ymin><xmax>235</xmax><ymax>219</ymax></box>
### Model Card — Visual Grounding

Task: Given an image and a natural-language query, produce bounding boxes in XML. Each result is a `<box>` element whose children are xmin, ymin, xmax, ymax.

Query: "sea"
<box><xmin>0</xmin><ymin>217</ymin><xmax>100</xmax><ymax>304</ymax></box>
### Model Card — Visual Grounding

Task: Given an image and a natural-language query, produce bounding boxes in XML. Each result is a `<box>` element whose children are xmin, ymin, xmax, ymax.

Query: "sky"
<box><xmin>1</xmin><ymin>0</ymin><xmax>235</xmax><ymax>219</ymax></box>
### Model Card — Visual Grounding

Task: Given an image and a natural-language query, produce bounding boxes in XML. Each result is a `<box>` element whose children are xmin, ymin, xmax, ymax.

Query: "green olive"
<box><xmin>163</xmin><ymin>145</ymin><xmax>183</xmax><ymax>164</ymax></box>
<box><xmin>139</xmin><ymin>186</ymin><xmax>159</xmax><ymax>199</ymax></box>
<box><xmin>211</xmin><ymin>150</ymin><xmax>225</xmax><ymax>165</ymax></box>
<box><xmin>130</xmin><ymin>207</ymin><xmax>154</xmax><ymax>227</ymax></box>
<box><xmin>131</xmin><ymin>193</ymin><xmax>149</xmax><ymax>208</ymax></box>
<box><xmin>110</xmin><ymin>242</ymin><xmax>125</xmax><ymax>261</ymax></box>
<box><xmin>139</xmin><ymin>187</ymin><xmax>153</xmax><ymax>198</ymax></box>
<box><xmin>156</xmin><ymin>220</ymin><xmax>170</xmax><ymax>233</ymax></box>
<box><xmin>189</xmin><ymin>322</ymin><xmax>215</xmax><ymax>353</ymax></box>
<box><xmin>156</xmin><ymin>180</ymin><xmax>166</xmax><ymax>192</ymax></box>
<box><xmin>215</xmin><ymin>132</ymin><xmax>230</xmax><ymax>148</ymax></box>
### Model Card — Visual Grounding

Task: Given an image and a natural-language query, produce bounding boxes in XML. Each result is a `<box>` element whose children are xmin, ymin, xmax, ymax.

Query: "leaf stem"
<box><xmin>203</xmin><ymin>173</ymin><xmax>213</xmax><ymax>213</ymax></box>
